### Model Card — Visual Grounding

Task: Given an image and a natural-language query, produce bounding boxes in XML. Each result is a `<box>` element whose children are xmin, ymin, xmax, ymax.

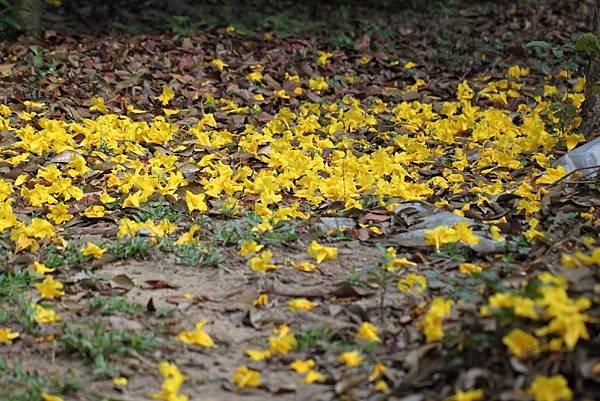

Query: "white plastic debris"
<box><xmin>555</xmin><ymin>136</ymin><xmax>600</xmax><ymax>177</ymax></box>
<box><xmin>388</xmin><ymin>210</ymin><xmax>506</xmax><ymax>253</ymax></box>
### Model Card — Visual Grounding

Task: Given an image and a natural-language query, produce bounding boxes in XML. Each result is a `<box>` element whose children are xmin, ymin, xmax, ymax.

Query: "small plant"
<box><xmin>42</xmin><ymin>244</ymin><xmax>86</xmax><ymax>269</ymax></box>
<box><xmin>135</xmin><ymin>197</ymin><xmax>184</xmax><ymax>222</ymax></box>
<box><xmin>0</xmin><ymin>0</ymin><xmax>20</xmax><ymax>33</ymax></box>
<box><xmin>60</xmin><ymin>324</ymin><xmax>157</xmax><ymax>377</ymax></box>
<box><xmin>0</xmin><ymin>268</ymin><xmax>32</xmax><ymax>301</ymax></box>
<box><xmin>27</xmin><ymin>46</ymin><xmax>56</xmax><ymax>83</ymax></box>
<box><xmin>87</xmin><ymin>297</ymin><xmax>143</xmax><ymax>315</ymax></box>
<box><xmin>110</xmin><ymin>237</ymin><xmax>152</xmax><ymax>260</ymax></box>
<box><xmin>174</xmin><ymin>243</ymin><xmax>223</xmax><ymax>267</ymax></box>
<box><xmin>0</xmin><ymin>357</ymin><xmax>74</xmax><ymax>401</ymax></box>
<box><xmin>174</xmin><ymin>243</ymin><xmax>203</xmax><ymax>265</ymax></box>
<box><xmin>296</xmin><ymin>327</ymin><xmax>334</xmax><ymax>352</ymax></box>
<box><xmin>214</xmin><ymin>219</ymin><xmax>252</xmax><ymax>245</ymax></box>
<box><xmin>165</xmin><ymin>15</ymin><xmax>199</xmax><ymax>37</ymax></box>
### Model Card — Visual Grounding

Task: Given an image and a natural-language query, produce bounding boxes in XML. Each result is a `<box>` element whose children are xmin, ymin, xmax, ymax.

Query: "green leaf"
<box><xmin>574</xmin><ymin>32</ymin><xmax>600</xmax><ymax>53</ymax></box>
<box><xmin>526</xmin><ymin>40</ymin><xmax>553</xmax><ymax>50</ymax></box>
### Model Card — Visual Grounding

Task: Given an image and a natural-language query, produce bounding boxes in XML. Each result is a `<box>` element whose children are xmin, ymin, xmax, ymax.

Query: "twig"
<box><xmin>549</xmin><ymin>165</ymin><xmax>600</xmax><ymax>187</ymax></box>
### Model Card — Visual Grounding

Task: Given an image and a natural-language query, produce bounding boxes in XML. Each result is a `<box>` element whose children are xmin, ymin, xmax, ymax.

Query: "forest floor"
<box><xmin>0</xmin><ymin>1</ymin><xmax>599</xmax><ymax>401</ymax></box>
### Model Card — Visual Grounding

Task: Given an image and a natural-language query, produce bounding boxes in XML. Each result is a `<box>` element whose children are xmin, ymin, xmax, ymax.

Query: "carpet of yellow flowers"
<box><xmin>0</xmin><ymin>2</ymin><xmax>599</xmax><ymax>401</ymax></box>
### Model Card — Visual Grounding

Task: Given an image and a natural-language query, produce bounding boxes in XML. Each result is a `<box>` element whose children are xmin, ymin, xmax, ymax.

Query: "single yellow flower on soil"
<box><xmin>293</xmin><ymin>261</ymin><xmax>318</xmax><ymax>272</ymax></box>
<box><xmin>502</xmin><ymin>328</ymin><xmax>539</xmax><ymax>358</ymax></box>
<box><xmin>185</xmin><ymin>191</ymin><xmax>208</xmax><ymax>213</ymax></box>
<box><xmin>0</xmin><ymin>327</ymin><xmax>19</xmax><ymax>344</ymax></box>
<box><xmin>420</xmin><ymin>297</ymin><xmax>454</xmax><ymax>342</ymax></box>
<box><xmin>32</xmin><ymin>261</ymin><xmax>54</xmax><ymax>274</ymax></box>
<box><xmin>152</xmin><ymin>361</ymin><xmax>188</xmax><ymax>401</ymax></box>
<box><xmin>339</xmin><ymin>350</ymin><xmax>363</xmax><ymax>367</ymax></box>
<box><xmin>357</xmin><ymin>322</ymin><xmax>381</xmax><ymax>342</ymax></box>
<box><xmin>303</xmin><ymin>369</ymin><xmax>325</xmax><ymax>383</ymax></box>
<box><xmin>32</xmin><ymin>304</ymin><xmax>62</xmax><ymax>324</ymax></box>
<box><xmin>34</xmin><ymin>276</ymin><xmax>64</xmax><ymax>299</ymax></box>
<box><xmin>211</xmin><ymin>58</ymin><xmax>228</xmax><ymax>71</ymax></box>
<box><xmin>459</xmin><ymin>263</ymin><xmax>483</xmax><ymax>274</ymax></box>
<box><xmin>176</xmin><ymin>320</ymin><xmax>215</xmax><ymax>348</ymax></box>
<box><xmin>81</xmin><ymin>242</ymin><xmax>105</xmax><ymax>259</ymax></box>
<box><xmin>157</xmin><ymin>85</ymin><xmax>175</xmax><ymax>106</ymax></box>
<box><xmin>290</xmin><ymin>359</ymin><xmax>315</xmax><ymax>373</ymax></box>
<box><xmin>245</xmin><ymin>348</ymin><xmax>271</xmax><ymax>361</ymax></box>
<box><xmin>113</xmin><ymin>377</ymin><xmax>128</xmax><ymax>386</ymax></box>
<box><xmin>308</xmin><ymin>241</ymin><xmax>338</xmax><ymax>264</ymax></box>
<box><xmin>252</xmin><ymin>293</ymin><xmax>269</xmax><ymax>307</ymax></box>
<box><xmin>233</xmin><ymin>365</ymin><xmax>261</xmax><ymax>389</ymax></box>
<box><xmin>444</xmin><ymin>389</ymin><xmax>484</xmax><ymax>401</ymax></box>
<box><xmin>239</xmin><ymin>240</ymin><xmax>263</xmax><ymax>256</ymax></box>
<box><xmin>289</xmin><ymin>298</ymin><xmax>316</xmax><ymax>311</ymax></box>
<box><xmin>528</xmin><ymin>375</ymin><xmax>572</xmax><ymax>401</ymax></box>
<box><xmin>249</xmin><ymin>250</ymin><xmax>277</xmax><ymax>272</ymax></box>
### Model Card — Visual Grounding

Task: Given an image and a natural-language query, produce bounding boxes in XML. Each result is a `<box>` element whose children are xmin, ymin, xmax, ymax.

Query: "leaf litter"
<box><xmin>0</xmin><ymin>1</ymin><xmax>599</xmax><ymax>401</ymax></box>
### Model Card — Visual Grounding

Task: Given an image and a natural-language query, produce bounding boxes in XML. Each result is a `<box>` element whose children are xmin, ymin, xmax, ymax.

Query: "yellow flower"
<box><xmin>445</xmin><ymin>389</ymin><xmax>484</xmax><ymax>401</ymax></box>
<box><xmin>41</xmin><ymin>394</ymin><xmax>65</xmax><ymax>401</ymax></box>
<box><xmin>397</xmin><ymin>274</ymin><xmax>427</xmax><ymax>293</ymax></box>
<box><xmin>487</xmin><ymin>292</ymin><xmax>538</xmax><ymax>319</ymax></box>
<box><xmin>374</xmin><ymin>380</ymin><xmax>390</xmax><ymax>393</ymax></box>
<box><xmin>89</xmin><ymin>97</ymin><xmax>108</xmax><ymax>113</ymax></box>
<box><xmin>424</xmin><ymin>225</ymin><xmax>457</xmax><ymax>251</ymax></box>
<box><xmin>308</xmin><ymin>76</ymin><xmax>329</xmax><ymax>91</ymax></box>
<box><xmin>162</xmin><ymin>108</ymin><xmax>180</xmax><ymax>116</ymax></box>
<box><xmin>32</xmin><ymin>304</ymin><xmax>62</xmax><ymax>324</ymax></box>
<box><xmin>152</xmin><ymin>361</ymin><xmax>188</xmax><ymax>401</ymax></box>
<box><xmin>233</xmin><ymin>365</ymin><xmax>261</xmax><ymax>389</ymax></box>
<box><xmin>317</xmin><ymin>51</ymin><xmax>333</xmax><ymax>65</ymax></box>
<box><xmin>157</xmin><ymin>85</ymin><xmax>175</xmax><ymax>106</ymax></box>
<box><xmin>307</xmin><ymin>241</ymin><xmax>338</xmax><ymax>263</ymax></box>
<box><xmin>269</xmin><ymin>325</ymin><xmax>296</xmax><ymax>354</ymax></box>
<box><xmin>32</xmin><ymin>261</ymin><xmax>54</xmax><ymax>275</ymax></box>
<box><xmin>81</xmin><ymin>242</ymin><xmax>105</xmax><ymax>259</ymax></box>
<box><xmin>528</xmin><ymin>375</ymin><xmax>572</xmax><ymax>401</ymax></box>
<box><xmin>338</xmin><ymin>350</ymin><xmax>363</xmax><ymax>367</ymax></box>
<box><xmin>420</xmin><ymin>297</ymin><xmax>453</xmax><ymax>342</ymax></box>
<box><xmin>245</xmin><ymin>71</ymin><xmax>263</xmax><ymax>82</ymax></box>
<box><xmin>211</xmin><ymin>58</ymin><xmax>228</xmax><ymax>71</ymax></box>
<box><xmin>536</xmin><ymin>166</ymin><xmax>566</xmax><ymax>185</ymax></box>
<box><xmin>34</xmin><ymin>276</ymin><xmax>64</xmax><ymax>299</ymax></box>
<box><xmin>507</xmin><ymin>65</ymin><xmax>528</xmax><ymax>79</ymax></box>
<box><xmin>453</xmin><ymin>221</ymin><xmax>480</xmax><ymax>246</ymax></box>
<box><xmin>113</xmin><ymin>377</ymin><xmax>128</xmax><ymax>386</ymax></box>
<box><xmin>459</xmin><ymin>263</ymin><xmax>483</xmax><ymax>274</ymax></box>
<box><xmin>174</xmin><ymin>225</ymin><xmax>200</xmax><ymax>245</ymax></box>
<box><xmin>239</xmin><ymin>240</ymin><xmax>264</xmax><ymax>256</ymax></box>
<box><xmin>185</xmin><ymin>191</ymin><xmax>208</xmax><ymax>213</ymax></box>
<box><xmin>293</xmin><ymin>261</ymin><xmax>318</xmax><ymax>272</ymax></box>
<box><xmin>290</xmin><ymin>359</ymin><xmax>315</xmax><ymax>373</ymax></box>
<box><xmin>289</xmin><ymin>298</ymin><xmax>316</xmax><ymax>311</ymax></box>
<box><xmin>404</xmin><ymin>61</ymin><xmax>417</xmax><ymax>69</ymax></box>
<box><xmin>176</xmin><ymin>320</ymin><xmax>215</xmax><ymax>348</ymax></box>
<box><xmin>245</xmin><ymin>348</ymin><xmax>272</xmax><ymax>361</ymax></box>
<box><xmin>502</xmin><ymin>328</ymin><xmax>539</xmax><ymax>358</ymax></box>
<box><xmin>368</xmin><ymin>363</ymin><xmax>387</xmax><ymax>381</ymax></box>
<box><xmin>0</xmin><ymin>327</ymin><xmax>19</xmax><ymax>344</ymax></box>
<box><xmin>357</xmin><ymin>322</ymin><xmax>381</xmax><ymax>342</ymax></box>
<box><xmin>252</xmin><ymin>293</ymin><xmax>269</xmax><ymax>307</ymax></box>
<box><xmin>249</xmin><ymin>250</ymin><xmax>277</xmax><ymax>272</ymax></box>
<box><xmin>303</xmin><ymin>369</ymin><xmax>325</xmax><ymax>384</ymax></box>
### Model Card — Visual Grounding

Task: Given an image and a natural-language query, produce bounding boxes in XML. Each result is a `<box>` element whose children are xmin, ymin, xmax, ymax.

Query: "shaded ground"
<box><xmin>0</xmin><ymin>1</ymin><xmax>599</xmax><ymax>401</ymax></box>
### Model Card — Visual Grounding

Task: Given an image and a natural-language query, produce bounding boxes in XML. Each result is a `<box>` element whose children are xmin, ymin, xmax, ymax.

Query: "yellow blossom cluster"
<box><xmin>484</xmin><ymin>272</ymin><xmax>591</xmax><ymax>356</ymax></box>
<box><xmin>0</xmin><ymin>67</ymin><xmax>586</xmax><ymax>258</ymax></box>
